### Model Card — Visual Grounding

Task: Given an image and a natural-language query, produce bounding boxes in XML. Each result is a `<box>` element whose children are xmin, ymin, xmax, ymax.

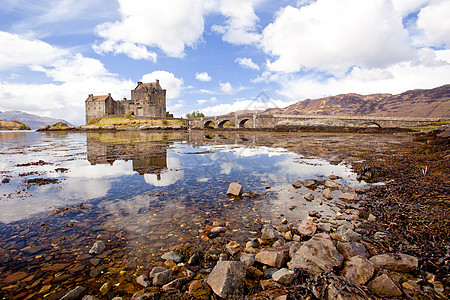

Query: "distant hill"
<box><xmin>0</xmin><ymin>120</ymin><xmax>31</xmax><ymax>130</ymax></box>
<box><xmin>0</xmin><ymin>111</ymin><xmax>73</xmax><ymax>130</ymax></box>
<box><xmin>263</xmin><ymin>84</ymin><xmax>450</xmax><ymax>118</ymax></box>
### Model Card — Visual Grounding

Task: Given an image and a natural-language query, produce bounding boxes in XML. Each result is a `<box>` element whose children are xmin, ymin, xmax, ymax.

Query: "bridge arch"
<box><xmin>238</xmin><ymin>118</ymin><xmax>252</xmax><ymax>128</ymax></box>
<box><xmin>360</xmin><ymin>121</ymin><xmax>382</xmax><ymax>128</ymax></box>
<box><xmin>204</xmin><ymin>120</ymin><xmax>215</xmax><ymax>129</ymax></box>
<box><xmin>217</xmin><ymin>120</ymin><xmax>235</xmax><ymax>128</ymax></box>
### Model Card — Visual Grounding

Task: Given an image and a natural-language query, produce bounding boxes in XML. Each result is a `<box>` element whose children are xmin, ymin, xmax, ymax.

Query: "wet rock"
<box><xmin>318</xmin><ymin>223</ymin><xmax>331</xmax><ymax>233</ymax></box>
<box><xmin>240</xmin><ymin>253</ymin><xmax>255</xmax><ymax>267</ymax></box>
<box><xmin>329</xmin><ymin>156</ymin><xmax>342</xmax><ymax>165</ymax></box>
<box><xmin>337</xmin><ymin>242</ymin><xmax>369</xmax><ymax>259</ymax></box>
<box><xmin>289</xmin><ymin>242</ymin><xmax>301</xmax><ymax>258</ymax></box>
<box><xmin>189</xmin><ymin>280</ymin><xmax>211</xmax><ymax>299</ymax></box>
<box><xmin>210</xmin><ymin>226</ymin><xmax>227</xmax><ymax>233</ymax></box>
<box><xmin>255</xmin><ymin>247</ymin><xmax>289</xmax><ymax>268</ymax></box>
<box><xmin>261</xmin><ymin>224</ymin><xmax>280</xmax><ymax>240</ymax></box>
<box><xmin>82</xmin><ymin>296</ymin><xmax>98</xmax><ymax>300</ymax></box>
<box><xmin>282</xmin><ymin>231</ymin><xmax>293</xmax><ymax>241</ymax></box>
<box><xmin>3</xmin><ymin>271</ymin><xmax>28</xmax><ymax>284</ymax></box>
<box><xmin>246</xmin><ymin>238</ymin><xmax>260</xmax><ymax>248</ymax></box>
<box><xmin>328</xmin><ymin>175</ymin><xmax>339</xmax><ymax>180</ymax></box>
<box><xmin>99</xmin><ymin>282</ymin><xmax>111</xmax><ymax>295</ymax></box>
<box><xmin>263</xmin><ymin>268</ymin><xmax>279</xmax><ymax>279</ymax></box>
<box><xmin>367</xmin><ymin>214</ymin><xmax>377</xmax><ymax>222</ymax></box>
<box><xmin>288</xmin><ymin>233</ymin><xmax>344</xmax><ymax>274</ymax></box>
<box><xmin>206</xmin><ymin>261</ymin><xmax>246</xmax><ymax>298</ymax></box>
<box><xmin>60</xmin><ymin>286</ymin><xmax>87</xmax><ymax>300</ymax></box>
<box><xmin>136</xmin><ymin>274</ymin><xmax>149</xmax><ymax>287</ymax></box>
<box><xmin>149</xmin><ymin>266</ymin><xmax>167</xmax><ymax>278</ymax></box>
<box><xmin>226</xmin><ymin>241</ymin><xmax>240</xmax><ymax>256</ymax></box>
<box><xmin>247</xmin><ymin>266</ymin><xmax>264</xmax><ymax>279</ymax></box>
<box><xmin>161</xmin><ymin>251</ymin><xmax>183</xmax><ymax>263</ymax></box>
<box><xmin>368</xmin><ymin>274</ymin><xmax>402</xmax><ymax>297</ymax></box>
<box><xmin>272</xmin><ymin>268</ymin><xmax>295</xmax><ymax>285</ymax></box>
<box><xmin>152</xmin><ymin>269</ymin><xmax>173</xmax><ymax>286</ymax></box>
<box><xmin>89</xmin><ymin>241</ymin><xmax>105</xmax><ymax>255</ymax></box>
<box><xmin>297</xmin><ymin>219</ymin><xmax>317</xmax><ymax>237</ymax></box>
<box><xmin>341</xmin><ymin>256</ymin><xmax>374</xmax><ymax>285</ymax></box>
<box><xmin>369</xmin><ymin>253</ymin><xmax>418</xmax><ymax>272</ymax></box>
<box><xmin>331</xmin><ymin>224</ymin><xmax>361</xmax><ymax>242</ymax></box>
<box><xmin>162</xmin><ymin>278</ymin><xmax>185</xmax><ymax>292</ymax></box>
<box><xmin>42</xmin><ymin>263</ymin><xmax>71</xmax><ymax>272</ymax></box>
<box><xmin>226</xmin><ymin>182</ymin><xmax>243</xmax><ymax>197</ymax></box>
<box><xmin>292</xmin><ymin>180</ymin><xmax>302</xmax><ymax>189</ymax></box>
<box><xmin>339</xmin><ymin>192</ymin><xmax>359</xmax><ymax>203</ymax></box>
<box><xmin>322</xmin><ymin>188</ymin><xmax>333</xmax><ymax>199</ymax></box>
<box><xmin>324</xmin><ymin>180</ymin><xmax>340</xmax><ymax>189</ymax></box>
<box><xmin>304</xmin><ymin>192</ymin><xmax>314</xmax><ymax>201</ymax></box>
<box><xmin>308</xmin><ymin>210</ymin><xmax>321</xmax><ymax>218</ymax></box>
<box><xmin>302</xmin><ymin>180</ymin><xmax>317</xmax><ymax>188</ymax></box>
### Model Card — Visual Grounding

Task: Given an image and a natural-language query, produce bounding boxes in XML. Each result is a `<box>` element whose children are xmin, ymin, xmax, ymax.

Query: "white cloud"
<box><xmin>0</xmin><ymin>32</ymin><xmax>135</xmax><ymax>126</ymax></box>
<box><xmin>195</xmin><ymin>72</ymin><xmax>212</xmax><ymax>81</ymax></box>
<box><xmin>211</xmin><ymin>0</ymin><xmax>261</xmax><ymax>45</ymax></box>
<box><xmin>274</xmin><ymin>51</ymin><xmax>450</xmax><ymax>100</ymax></box>
<box><xmin>417</xmin><ymin>1</ymin><xmax>450</xmax><ymax>47</ymax></box>
<box><xmin>94</xmin><ymin>0</ymin><xmax>205</xmax><ymax>58</ymax></box>
<box><xmin>235</xmin><ymin>57</ymin><xmax>260</xmax><ymax>70</ymax></box>
<box><xmin>144</xmin><ymin>156</ymin><xmax>183</xmax><ymax>186</ymax></box>
<box><xmin>196</xmin><ymin>96</ymin><xmax>217</xmax><ymax>104</ymax></box>
<box><xmin>141</xmin><ymin>71</ymin><xmax>184</xmax><ymax>99</ymax></box>
<box><xmin>93</xmin><ymin>40</ymin><xmax>157</xmax><ymax>61</ymax></box>
<box><xmin>391</xmin><ymin>0</ymin><xmax>429</xmax><ymax>16</ymax></box>
<box><xmin>262</xmin><ymin>1</ymin><xmax>414</xmax><ymax>75</ymax></box>
<box><xmin>200</xmin><ymin>98</ymin><xmax>296</xmax><ymax>116</ymax></box>
<box><xmin>0</xmin><ymin>31</ymin><xmax>67</xmax><ymax>70</ymax></box>
<box><xmin>219</xmin><ymin>82</ymin><xmax>234</xmax><ymax>94</ymax></box>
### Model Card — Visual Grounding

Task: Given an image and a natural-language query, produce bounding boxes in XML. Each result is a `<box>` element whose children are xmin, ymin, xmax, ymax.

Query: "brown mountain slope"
<box><xmin>264</xmin><ymin>84</ymin><xmax>450</xmax><ymax>118</ymax></box>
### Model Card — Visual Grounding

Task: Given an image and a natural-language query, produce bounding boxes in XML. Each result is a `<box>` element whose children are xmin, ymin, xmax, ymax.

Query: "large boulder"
<box><xmin>261</xmin><ymin>224</ymin><xmax>280</xmax><ymax>241</ymax></box>
<box><xmin>288</xmin><ymin>233</ymin><xmax>344</xmax><ymax>274</ymax></box>
<box><xmin>272</xmin><ymin>268</ymin><xmax>295</xmax><ymax>285</ymax></box>
<box><xmin>226</xmin><ymin>182</ymin><xmax>243</xmax><ymax>197</ymax></box>
<box><xmin>341</xmin><ymin>256</ymin><xmax>374</xmax><ymax>285</ymax></box>
<box><xmin>206</xmin><ymin>261</ymin><xmax>246</xmax><ymax>298</ymax></box>
<box><xmin>336</xmin><ymin>242</ymin><xmax>369</xmax><ymax>260</ymax></box>
<box><xmin>324</xmin><ymin>180</ymin><xmax>340</xmax><ymax>189</ymax></box>
<box><xmin>297</xmin><ymin>219</ymin><xmax>317</xmax><ymax>237</ymax></box>
<box><xmin>161</xmin><ymin>251</ymin><xmax>183</xmax><ymax>263</ymax></box>
<box><xmin>369</xmin><ymin>253</ymin><xmax>418</xmax><ymax>272</ymax></box>
<box><xmin>368</xmin><ymin>274</ymin><xmax>402</xmax><ymax>297</ymax></box>
<box><xmin>255</xmin><ymin>247</ymin><xmax>289</xmax><ymax>268</ymax></box>
<box><xmin>338</xmin><ymin>192</ymin><xmax>359</xmax><ymax>203</ymax></box>
<box><xmin>89</xmin><ymin>241</ymin><xmax>105</xmax><ymax>255</ymax></box>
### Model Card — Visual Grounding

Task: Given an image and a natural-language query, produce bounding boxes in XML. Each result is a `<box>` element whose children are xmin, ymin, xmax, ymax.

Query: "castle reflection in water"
<box><xmin>86</xmin><ymin>132</ymin><xmax>170</xmax><ymax>178</ymax></box>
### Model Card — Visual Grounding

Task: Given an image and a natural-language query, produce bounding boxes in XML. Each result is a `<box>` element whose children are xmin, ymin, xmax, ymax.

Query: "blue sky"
<box><xmin>0</xmin><ymin>0</ymin><xmax>449</xmax><ymax>125</ymax></box>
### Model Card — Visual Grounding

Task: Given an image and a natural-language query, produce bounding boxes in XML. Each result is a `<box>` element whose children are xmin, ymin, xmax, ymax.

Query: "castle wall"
<box><xmin>85</xmin><ymin>81</ymin><xmax>167</xmax><ymax>124</ymax></box>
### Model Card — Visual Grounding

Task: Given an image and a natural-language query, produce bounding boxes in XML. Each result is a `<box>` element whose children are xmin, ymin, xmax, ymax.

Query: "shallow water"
<box><xmin>0</xmin><ymin>130</ymin><xmax>409</xmax><ymax>298</ymax></box>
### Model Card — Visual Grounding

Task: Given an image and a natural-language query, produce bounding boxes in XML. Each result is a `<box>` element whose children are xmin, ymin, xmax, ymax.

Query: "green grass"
<box><xmin>406</xmin><ymin>120</ymin><xmax>449</xmax><ymax>130</ymax></box>
<box><xmin>90</xmin><ymin>117</ymin><xmax>185</xmax><ymax>128</ymax></box>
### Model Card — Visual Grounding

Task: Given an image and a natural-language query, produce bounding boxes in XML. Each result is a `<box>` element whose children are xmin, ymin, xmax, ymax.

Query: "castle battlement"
<box><xmin>85</xmin><ymin>80</ymin><xmax>166</xmax><ymax>124</ymax></box>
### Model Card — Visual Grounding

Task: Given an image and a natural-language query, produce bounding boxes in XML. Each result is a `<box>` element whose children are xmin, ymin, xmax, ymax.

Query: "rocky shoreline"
<box><xmin>29</xmin><ymin>175</ymin><xmax>445</xmax><ymax>300</ymax></box>
<box><xmin>1</xmin><ymin>126</ymin><xmax>447</xmax><ymax>299</ymax></box>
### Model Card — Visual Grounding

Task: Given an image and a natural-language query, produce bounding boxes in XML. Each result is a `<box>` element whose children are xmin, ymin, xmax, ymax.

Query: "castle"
<box><xmin>85</xmin><ymin>80</ymin><xmax>166</xmax><ymax>124</ymax></box>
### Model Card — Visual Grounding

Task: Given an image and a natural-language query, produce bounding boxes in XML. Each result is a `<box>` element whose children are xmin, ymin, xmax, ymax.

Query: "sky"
<box><xmin>0</xmin><ymin>0</ymin><xmax>449</xmax><ymax>125</ymax></box>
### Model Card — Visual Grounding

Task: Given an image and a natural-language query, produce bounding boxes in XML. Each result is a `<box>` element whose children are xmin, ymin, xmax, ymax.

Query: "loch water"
<box><xmin>0</xmin><ymin>130</ymin><xmax>409</xmax><ymax>298</ymax></box>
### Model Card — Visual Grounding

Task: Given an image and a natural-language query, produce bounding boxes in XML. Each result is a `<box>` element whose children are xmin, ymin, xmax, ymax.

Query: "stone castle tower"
<box><xmin>85</xmin><ymin>80</ymin><xmax>166</xmax><ymax>124</ymax></box>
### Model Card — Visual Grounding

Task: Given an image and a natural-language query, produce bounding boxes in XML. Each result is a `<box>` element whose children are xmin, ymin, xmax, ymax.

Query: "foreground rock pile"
<box><xmin>60</xmin><ymin>180</ymin><xmax>446</xmax><ymax>300</ymax></box>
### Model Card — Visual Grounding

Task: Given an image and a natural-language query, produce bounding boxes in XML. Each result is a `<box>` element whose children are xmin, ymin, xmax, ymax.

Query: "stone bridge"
<box><xmin>188</xmin><ymin>114</ymin><xmax>446</xmax><ymax>129</ymax></box>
